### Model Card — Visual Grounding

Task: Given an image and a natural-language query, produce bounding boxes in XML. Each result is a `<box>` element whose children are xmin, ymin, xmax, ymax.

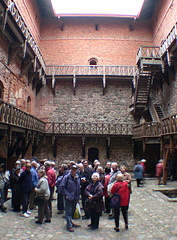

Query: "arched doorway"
<box><xmin>88</xmin><ymin>147</ymin><xmax>99</xmax><ymax>165</ymax></box>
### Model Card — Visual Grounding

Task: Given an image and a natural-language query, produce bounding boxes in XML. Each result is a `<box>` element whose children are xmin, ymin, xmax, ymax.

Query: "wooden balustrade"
<box><xmin>161</xmin><ymin>114</ymin><xmax>177</xmax><ymax>135</ymax></box>
<box><xmin>46</xmin><ymin>65</ymin><xmax>138</xmax><ymax>77</ymax></box>
<box><xmin>0</xmin><ymin>100</ymin><xmax>45</xmax><ymax>132</ymax></box>
<box><xmin>133</xmin><ymin>113</ymin><xmax>177</xmax><ymax>139</ymax></box>
<box><xmin>136</xmin><ymin>46</ymin><xmax>161</xmax><ymax>63</ymax></box>
<box><xmin>45</xmin><ymin>122</ymin><xmax>133</xmax><ymax>136</ymax></box>
<box><xmin>133</xmin><ymin>122</ymin><xmax>161</xmax><ymax>138</ymax></box>
<box><xmin>161</xmin><ymin>24</ymin><xmax>177</xmax><ymax>55</ymax></box>
<box><xmin>1</xmin><ymin>0</ymin><xmax>45</xmax><ymax>70</ymax></box>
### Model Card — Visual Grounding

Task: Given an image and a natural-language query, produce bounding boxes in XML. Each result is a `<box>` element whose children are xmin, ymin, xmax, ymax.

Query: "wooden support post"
<box><xmin>162</xmin><ymin>147</ymin><xmax>170</xmax><ymax>185</ymax></box>
<box><xmin>106</xmin><ymin>137</ymin><xmax>110</xmax><ymax>159</ymax></box>
<box><xmin>73</xmin><ymin>74</ymin><xmax>76</xmax><ymax>95</ymax></box>
<box><xmin>103</xmin><ymin>66</ymin><xmax>106</xmax><ymax>95</ymax></box>
<box><xmin>53</xmin><ymin>137</ymin><xmax>57</xmax><ymax>158</ymax></box>
<box><xmin>82</xmin><ymin>137</ymin><xmax>85</xmax><ymax>158</ymax></box>
<box><xmin>52</xmin><ymin>74</ymin><xmax>56</xmax><ymax>94</ymax></box>
<box><xmin>167</xmin><ymin>50</ymin><xmax>171</xmax><ymax>66</ymax></box>
<box><xmin>143</xmin><ymin>139</ymin><xmax>146</xmax><ymax>152</ymax></box>
<box><xmin>22</xmin><ymin>40</ymin><xmax>27</xmax><ymax>59</ymax></box>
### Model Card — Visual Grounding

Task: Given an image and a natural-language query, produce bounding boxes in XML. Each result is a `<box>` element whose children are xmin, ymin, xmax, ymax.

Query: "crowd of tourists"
<box><xmin>0</xmin><ymin>158</ymin><xmax>137</xmax><ymax>233</ymax></box>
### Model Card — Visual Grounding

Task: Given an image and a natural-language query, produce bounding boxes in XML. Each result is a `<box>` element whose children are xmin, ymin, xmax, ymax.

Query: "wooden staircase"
<box><xmin>154</xmin><ymin>104</ymin><xmax>164</xmax><ymax>119</ymax></box>
<box><xmin>134</xmin><ymin>71</ymin><xmax>152</xmax><ymax>110</ymax></box>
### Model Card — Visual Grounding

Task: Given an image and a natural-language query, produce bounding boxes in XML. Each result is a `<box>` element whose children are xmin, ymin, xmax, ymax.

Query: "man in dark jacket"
<box><xmin>59</xmin><ymin>165</ymin><xmax>80</xmax><ymax>232</ymax></box>
<box><xmin>19</xmin><ymin>162</ymin><xmax>33</xmax><ymax>217</ymax></box>
<box><xmin>80</xmin><ymin>160</ymin><xmax>93</xmax><ymax>219</ymax></box>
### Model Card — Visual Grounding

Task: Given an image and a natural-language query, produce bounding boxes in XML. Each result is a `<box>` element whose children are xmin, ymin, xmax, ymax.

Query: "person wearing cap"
<box><xmin>10</xmin><ymin>167</ymin><xmax>22</xmax><ymax>212</ymax></box>
<box><xmin>19</xmin><ymin>162</ymin><xmax>33</xmax><ymax>217</ymax></box>
<box><xmin>0</xmin><ymin>163</ymin><xmax>7</xmax><ymax>212</ymax></box>
<box><xmin>44</xmin><ymin>160</ymin><xmax>56</xmax><ymax>217</ymax></box>
<box><xmin>59</xmin><ymin>164</ymin><xmax>81</xmax><ymax>232</ymax></box>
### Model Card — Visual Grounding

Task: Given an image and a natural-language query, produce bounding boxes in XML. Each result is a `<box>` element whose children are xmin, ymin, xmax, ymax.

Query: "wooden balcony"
<box><xmin>46</xmin><ymin>65</ymin><xmax>138</xmax><ymax>78</ymax></box>
<box><xmin>45</xmin><ymin>122</ymin><xmax>133</xmax><ymax>136</ymax></box>
<box><xmin>46</xmin><ymin>65</ymin><xmax>138</xmax><ymax>95</ymax></box>
<box><xmin>160</xmin><ymin>23</ymin><xmax>177</xmax><ymax>56</ymax></box>
<box><xmin>133</xmin><ymin>113</ymin><xmax>177</xmax><ymax>139</ymax></box>
<box><xmin>161</xmin><ymin>114</ymin><xmax>177</xmax><ymax>135</ymax></box>
<box><xmin>1</xmin><ymin>0</ymin><xmax>45</xmax><ymax>70</ymax></box>
<box><xmin>0</xmin><ymin>100</ymin><xmax>45</xmax><ymax>132</ymax></box>
<box><xmin>132</xmin><ymin>122</ymin><xmax>161</xmax><ymax>139</ymax></box>
<box><xmin>136</xmin><ymin>46</ymin><xmax>162</xmax><ymax>72</ymax></box>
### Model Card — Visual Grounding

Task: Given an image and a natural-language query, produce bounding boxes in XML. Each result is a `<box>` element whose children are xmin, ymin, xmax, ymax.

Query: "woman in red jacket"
<box><xmin>111</xmin><ymin>173</ymin><xmax>130</xmax><ymax>232</ymax></box>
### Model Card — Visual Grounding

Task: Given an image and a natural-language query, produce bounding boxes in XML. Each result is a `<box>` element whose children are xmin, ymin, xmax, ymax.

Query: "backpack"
<box><xmin>135</xmin><ymin>165</ymin><xmax>140</xmax><ymax>172</ymax></box>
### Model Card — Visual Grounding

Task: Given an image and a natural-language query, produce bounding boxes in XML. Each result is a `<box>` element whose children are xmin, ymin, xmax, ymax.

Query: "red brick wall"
<box><xmin>152</xmin><ymin>0</ymin><xmax>177</xmax><ymax>45</ymax></box>
<box><xmin>0</xmin><ymin>33</ymin><xmax>37</xmax><ymax>114</ymax></box>
<box><xmin>40</xmin><ymin>17</ymin><xmax>152</xmax><ymax>65</ymax></box>
<box><xmin>14</xmin><ymin>0</ymin><xmax>41</xmax><ymax>45</ymax></box>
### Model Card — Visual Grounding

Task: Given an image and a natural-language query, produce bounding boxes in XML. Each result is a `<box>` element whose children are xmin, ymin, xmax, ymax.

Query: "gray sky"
<box><xmin>51</xmin><ymin>0</ymin><xmax>145</xmax><ymax>16</ymax></box>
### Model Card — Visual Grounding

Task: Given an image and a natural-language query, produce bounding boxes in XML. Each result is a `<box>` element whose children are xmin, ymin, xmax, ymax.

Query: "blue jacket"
<box><xmin>59</xmin><ymin>173</ymin><xmax>80</xmax><ymax>201</ymax></box>
<box><xmin>134</xmin><ymin>164</ymin><xmax>144</xmax><ymax>179</ymax></box>
<box><xmin>30</xmin><ymin>167</ymin><xmax>38</xmax><ymax>188</ymax></box>
<box><xmin>19</xmin><ymin>170</ymin><xmax>33</xmax><ymax>193</ymax></box>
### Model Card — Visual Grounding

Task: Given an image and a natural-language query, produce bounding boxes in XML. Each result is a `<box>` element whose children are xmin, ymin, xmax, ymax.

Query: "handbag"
<box><xmin>85</xmin><ymin>198</ymin><xmax>96</xmax><ymax>209</ymax></box>
<box><xmin>34</xmin><ymin>196</ymin><xmax>45</xmax><ymax>205</ymax></box>
<box><xmin>110</xmin><ymin>193</ymin><xmax>121</xmax><ymax>209</ymax></box>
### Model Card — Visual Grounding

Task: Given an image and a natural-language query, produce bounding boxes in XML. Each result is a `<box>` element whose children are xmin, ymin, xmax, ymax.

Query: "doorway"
<box><xmin>88</xmin><ymin>147</ymin><xmax>99</xmax><ymax>165</ymax></box>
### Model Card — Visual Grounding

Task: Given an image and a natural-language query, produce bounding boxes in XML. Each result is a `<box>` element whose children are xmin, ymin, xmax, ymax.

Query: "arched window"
<box><xmin>27</xmin><ymin>96</ymin><xmax>31</xmax><ymax>114</ymax></box>
<box><xmin>89</xmin><ymin>58</ymin><xmax>98</xmax><ymax>66</ymax></box>
<box><xmin>0</xmin><ymin>81</ymin><xmax>4</xmax><ymax>99</ymax></box>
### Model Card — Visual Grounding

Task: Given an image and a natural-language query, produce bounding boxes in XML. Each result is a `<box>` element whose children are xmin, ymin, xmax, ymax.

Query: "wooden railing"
<box><xmin>1</xmin><ymin>0</ymin><xmax>45</xmax><ymax>70</ymax></box>
<box><xmin>45</xmin><ymin>122</ymin><xmax>133</xmax><ymax>136</ymax></box>
<box><xmin>161</xmin><ymin>114</ymin><xmax>177</xmax><ymax>135</ymax></box>
<box><xmin>133</xmin><ymin>113</ymin><xmax>177</xmax><ymax>138</ymax></box>
<box><xmin>0</xmin><ymin>100</ymin><xmax>45</xmax><ymax>132</ymax></box>
<box><xmin>46</xmin><ymin>65</ymin><xmax>138</xmax><ymax>77</ymax></box>
<box><xmin>136</xmin><ymin>46</ymin><xmax>161</xmax><ymax>63</ymax></box>
<box><xmin>132</xmin><ymin>122</ymin><xmax>161</xmax><ymax>138</ymax></box>
<box><xmin>161</xmin><ymin>23</ymin><xmax>177</xmax><ymax>56</ymax></box>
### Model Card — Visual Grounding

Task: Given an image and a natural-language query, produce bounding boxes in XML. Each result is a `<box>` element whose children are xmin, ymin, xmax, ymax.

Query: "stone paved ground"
<box><xmin>1</xmin><ymin>179</ymin><xmax>177</xmax><ymax>240</ymax></box>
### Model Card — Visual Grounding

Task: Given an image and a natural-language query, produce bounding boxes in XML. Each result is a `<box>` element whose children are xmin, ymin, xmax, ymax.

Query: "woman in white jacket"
<box><xmin>34</xmin><ymin>169</ymin><xmax>51</xmax><ymax>224</ymax></box>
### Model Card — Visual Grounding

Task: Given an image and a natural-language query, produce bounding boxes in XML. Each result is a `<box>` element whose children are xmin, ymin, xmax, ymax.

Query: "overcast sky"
<box><xmin>51</xmin><ymin>0</ymin><xmax>145</xmax><ymax>16</ymax></box>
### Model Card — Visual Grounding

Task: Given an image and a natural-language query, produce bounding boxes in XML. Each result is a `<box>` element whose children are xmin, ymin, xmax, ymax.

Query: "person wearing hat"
<box><xmin>59</xmin><ymin>164</ymin><xmax>81</xmax><ymax>232</ymax></box>
<box><xmin>0</xmin><ymin>163</ymin><xmax>7</xmax><ymax>212</ymax></box>
<box><xmin>19</xmin><ymin>162</ymin><xmax>33</xmax><ymax>217</ymax></box>
<box><xmin>10</xmin><ymin>167</ymin><xmax>22</xmax><ymax>212</ymax></box>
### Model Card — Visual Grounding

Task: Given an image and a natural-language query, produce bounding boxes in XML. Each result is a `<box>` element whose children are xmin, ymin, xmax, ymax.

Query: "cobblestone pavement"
<box><xmin>1</xmin><ymin>179</ymin><xmax>177</xmax><ymax>240</ymax></box>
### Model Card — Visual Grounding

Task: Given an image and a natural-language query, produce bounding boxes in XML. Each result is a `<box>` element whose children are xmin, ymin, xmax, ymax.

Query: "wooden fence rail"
<box><xmin>46</xmin><ymin>65</ymin><xmax>138</xmax><ymax>77</ymax></box>
<box><xmin>0</xmin><ymin>100</ymin><xmax>45</xmax><ymax>132</ymax></box>
<box><xmin>45</xmin><ymin>122</ymin><xmax>133</xmax><ymax>136</ymax></box>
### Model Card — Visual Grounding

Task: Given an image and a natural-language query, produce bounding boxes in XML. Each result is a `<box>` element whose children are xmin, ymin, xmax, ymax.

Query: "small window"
<box><xmin>89</xmin><ymin>58</ymin><xmax>98</xmax><ymax>69</ymax></box>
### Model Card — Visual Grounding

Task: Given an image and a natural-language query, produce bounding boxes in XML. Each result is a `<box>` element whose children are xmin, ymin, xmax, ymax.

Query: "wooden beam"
<box><xmin>73</xmin><ymin>74</ymin><xmax>76</xmax><ymax>95</ymax></box>
<box><xmin>82</xmin><ymin>137</ymin><xmax>85</xmax><ymax>158</ymax></box>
